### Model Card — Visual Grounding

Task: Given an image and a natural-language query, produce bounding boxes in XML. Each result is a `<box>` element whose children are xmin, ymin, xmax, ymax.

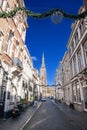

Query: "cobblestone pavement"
<box><xmin>0</xmin><ymin>102</ymin><xmax>42</xmax><ymax>130</ymax></box>
<box><xmin>23</xmin><ymin>99</ymin><xmax>87</xmax><ymax>130</ymax></box>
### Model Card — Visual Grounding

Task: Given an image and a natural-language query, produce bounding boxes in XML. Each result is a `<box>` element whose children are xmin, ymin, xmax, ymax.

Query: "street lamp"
<box><xmin>51</xmin><ymin>0</ymin><xmax>87</xmax><ymax>24</ymax></box>
<box><xmin>51</xmin><ymin>11</ymin><xmax>63</xmax><ymax>24</ymax></box>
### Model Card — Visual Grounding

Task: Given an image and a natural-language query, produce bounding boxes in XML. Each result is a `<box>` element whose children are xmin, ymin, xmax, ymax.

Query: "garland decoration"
<box><xmin>0</xmin><ymin>7</ymin><xmax>87</xmax><ymax>20</ymax></box>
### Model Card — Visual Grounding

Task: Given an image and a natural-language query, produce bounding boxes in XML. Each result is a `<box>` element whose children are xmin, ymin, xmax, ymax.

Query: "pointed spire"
<box><xmin>41</xmin><ymin>53</ymin><xmax>45</xmax><ymax>68</ymax></box>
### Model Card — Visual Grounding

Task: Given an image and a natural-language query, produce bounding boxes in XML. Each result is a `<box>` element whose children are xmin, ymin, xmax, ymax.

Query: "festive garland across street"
<box><xmin>0</xmin><ymin>7</ymin><xmax>87</xmax><ymax>20</ymax></box>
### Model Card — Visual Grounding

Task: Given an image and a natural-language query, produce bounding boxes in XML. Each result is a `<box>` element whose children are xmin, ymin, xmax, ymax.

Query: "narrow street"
<box><xmin>0</xmin><ymin>1</ymin><xmax>87</xmax><ymax>130</ymax></box>
<box><xmin>23</xmin><ymin>99</ymin><xmax>85</xmax><ymax>130</ymax></box>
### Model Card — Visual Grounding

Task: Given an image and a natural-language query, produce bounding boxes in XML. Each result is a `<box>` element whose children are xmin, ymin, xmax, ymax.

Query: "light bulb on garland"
<box><xmin>51</xmin><ymin>11</ymin><xmax>63</xmax><ymax>24</ymax></box>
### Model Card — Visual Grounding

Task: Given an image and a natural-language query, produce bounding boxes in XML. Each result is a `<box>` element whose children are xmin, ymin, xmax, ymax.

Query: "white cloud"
<box><xmin>31</xmin><ymin>56</ymin><xmax>37</xmax><ymax>61</ymax></box>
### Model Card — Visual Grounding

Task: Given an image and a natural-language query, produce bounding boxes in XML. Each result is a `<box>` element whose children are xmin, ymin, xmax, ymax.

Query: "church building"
<box><xmin>40</xmin><ymin>53</ymin><xmax>47</xmax><ymax>97</ymax></box>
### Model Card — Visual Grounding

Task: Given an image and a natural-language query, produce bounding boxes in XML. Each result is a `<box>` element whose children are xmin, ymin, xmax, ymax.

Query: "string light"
<box><xmin>0</xmin><ymin>7</ymin><xmax>87</xmax><ymax>20</ymax></box>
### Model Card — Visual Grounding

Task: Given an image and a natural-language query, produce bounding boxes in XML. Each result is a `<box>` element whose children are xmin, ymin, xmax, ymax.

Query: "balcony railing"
<box><xmin>12</xmin><ymin>57</ymin><xmax>23</xmax><ymax>69</ymax></box>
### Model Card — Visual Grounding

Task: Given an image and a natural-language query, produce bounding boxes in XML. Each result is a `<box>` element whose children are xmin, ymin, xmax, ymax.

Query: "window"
<box><xmin>71</xmin><ymin>41</ymin><xmax>74</xmax><ymax>53</ymax></box>
<box><xmin>8</xmin><ymin>30</ymin><xmax>14</xmax><ymax>40</ymax></box>
<box><xmin>68</xmin><ymin>47</ymin><xmax>71</xmax><ymax>57</ymax></box>
<box><xmin>2</xmin><ymin>0</ymin><xmax>7</xmax><ymax>11</ymax></box>
<box><xmin>84</xmin><ymin>43</ymin><xmax>87</xmax><ymax>66</ymax></box>
<box><xmin>0</xmin><ymin>0</ymin><xmax>3</xmax><ymax>7</ymax></box>
<box><xmin>14</xmin><ymin>41</ymin><xmax>19</xmax><ymax>57</ymax></box>
<box><xmin>5</xmin><ymin>2</ymin><xmax>10</xmax><ymax>12</ymax></box>
<box><xmin>77</xmin><ymin>50</ymin><xmax>83</xmax><ymax>72</ymax></box>
<box><xmin>18</xmin><ymin>24</ymin><xmax>21</xmax><ymax>33</ymax></box>
<box><xmin>79</xmin><ymin>25</ymin><xmax>81</xmax><ymax>39</ymax></box>
<box><xmin>0</xmin><ymin>30</ymin><xmax>4</xmax><ymax>52</ymax></box>
<box><xmin>75</xmin><ymin>32</ymin><xmax>78</xmax><ymax>45</ymax></box>
<box><xmin>73</xmin><ymin>56</ymin><xmax>77</xmax><ymax>75</ymax></box>
<box><xmin>22</xmin><ymin>27</ymin><xmax>26</xmax><ymax>42</ymax></box>
<box><xmin>0</xmin><ymin>86</ymin><xmax>6</xmax><ymax>101</ymax></box>
<box><xmin>20</xmin><ymin>48</ymin><xmax>23</xmax><ymax>61</ymax></box>
<box><xmin>7</xmin><ymin>30</ymin><xmax>14</xmax><ymax>55</ymax></box>
<box><xmin>7</xmin><ymin>91</ymin><xmax>10</xmax><ymax>99</ymax></box>
<box><xmin>70</xmin><ymin>62</ymin><xmax>73</xmax><ymax>78</ymax></box>
<box><xmin>84</xmin><ymin>16</ymin><xmax>87</xmax><ymax>26</ymax></box>
<box><xmin>72</xmin><ymin>84</ymin><xmax>76</xmax><ymax>102</ymax></box>
<box><xmin>29</xmin><ymin>86</ymin><xmax>32</xmax><ymax>91</ymax></box>
<box><xmin>80</xmin><ymin>20</ymin><xmax>85</xmax><ymax>36</ymax></box>
<box><xmin>2</xmin><ymin>1</ymin><xmax>10</xmax><ymax>12</ymax></box>
<box><xmin>76</xmin><ymin>83</ymin><xmax>81</xmax><ymax>102</ymax></box>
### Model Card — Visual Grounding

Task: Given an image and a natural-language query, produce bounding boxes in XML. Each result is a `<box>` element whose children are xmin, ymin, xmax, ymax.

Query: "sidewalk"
<box><xmin>55</xmin><ymin>102</ymin><xmax>87</xmax><ymax>118</ymax></box>
<box><xmin>0</xmin><ymin>101</ymin><xmax>42</xmax><ymax>130</ymax></box>
<box><xmin>53</xmin><ymin>100</ymin><xmax>87</xmax><ymax>128</ymax></box>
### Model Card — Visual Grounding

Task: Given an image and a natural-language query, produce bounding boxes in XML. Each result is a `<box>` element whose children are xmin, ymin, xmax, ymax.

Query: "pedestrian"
<box><xmin>34</xmin><ymin>100</ymin><xmax>37</xmax><ymax>108</ymax></box>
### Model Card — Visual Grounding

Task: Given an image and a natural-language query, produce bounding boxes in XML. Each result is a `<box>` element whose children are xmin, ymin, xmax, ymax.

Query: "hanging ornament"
<box><xmin>51</xmin><ymin>11</ymin><xmax>63</xmax><ymax>24</ymax></box>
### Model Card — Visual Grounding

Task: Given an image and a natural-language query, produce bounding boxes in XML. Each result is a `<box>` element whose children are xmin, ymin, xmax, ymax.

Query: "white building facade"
<box><xmin>61</xmin><ymin>52</ymin><xmax>71</xmax><ymax>105</ymax></box>
<box><xmin>67</xmin><ymin>7</ymin><xmax>87</xmax><ymax>111</ymax></box>
<box><xmin>54</xmin><ymin>62</ymin><xmax>63</xmax><ymax>101</ymax></box>
<box><xmin>22</xmin><ymin>45</ymin><xmax>34</xmax><ymax>102</ymax></box>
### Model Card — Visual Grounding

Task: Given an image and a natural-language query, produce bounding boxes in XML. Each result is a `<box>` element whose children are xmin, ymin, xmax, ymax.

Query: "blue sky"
<box><xmin>24</xmin><ymin>0</ymin><xmax>83</xmax><ymax>85</ymax></box>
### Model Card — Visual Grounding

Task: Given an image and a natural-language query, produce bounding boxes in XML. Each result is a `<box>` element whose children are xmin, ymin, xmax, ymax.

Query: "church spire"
<box><xmin>41</xmin><ymin>53</ymin><xmax>45</xmax><ymax>68</ymax></box>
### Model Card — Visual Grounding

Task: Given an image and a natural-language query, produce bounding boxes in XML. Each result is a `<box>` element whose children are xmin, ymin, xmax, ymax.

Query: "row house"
<box><xmin>20</xmin><ymin>45</ymin><xmax>34</xmax><ymax>102</ymax></box>
<box><xmin>32</xmin><ymin>68</ymin><xmax>42</xmax><ymax>101</ymax></box>
<box><xmin>60</xmin><ymin>52</ymin><xmax>71</xmax><ymax>105</ymax></box>
<box><xmin>46</xmin><ymin>86</ymin><xmax>54</xmax><ymax>98</ymax></box>
<box><xmin>0</xmin><ymin>0</ymin><xmax>44</xmax><ymax>118</ymax></box>
<box><xmin>67</xmin><ymin>7</ymin><xmax>87</xmax><ymax>111</ymax></box>
<box><xmin>54</xmin><ymin>62</ymin><xmax>63</xmax><ymax>101</ymax></box>
<box><xmin>0</xmin><ymin>0</ymin><xmax>27</xmax><ymax>118</ymax></box>
<box><xmin>22</xmin><ymin>45</ymin><xmax>42</xmax><ymax>103</ymax></box>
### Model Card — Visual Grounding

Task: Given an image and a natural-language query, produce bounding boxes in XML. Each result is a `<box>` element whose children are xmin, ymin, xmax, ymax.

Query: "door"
<box><xmin>83</xmin><ymin>87</ymin><xmax>87</xmax><ymax>109</ymax></box>
<box><xmin>0</xmin><ymin>86</ymin><xmax>6</xmax><ymax>118</ymax></box>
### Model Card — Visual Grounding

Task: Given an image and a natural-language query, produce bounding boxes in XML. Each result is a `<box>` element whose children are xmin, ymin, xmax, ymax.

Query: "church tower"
<box><xmin>40</xmin><ymin>53</ymin><xmax>47</xmax><ymax>86</ymax></box>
